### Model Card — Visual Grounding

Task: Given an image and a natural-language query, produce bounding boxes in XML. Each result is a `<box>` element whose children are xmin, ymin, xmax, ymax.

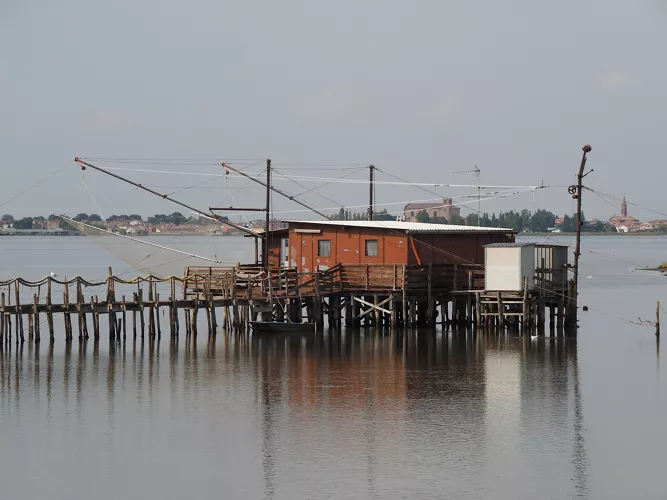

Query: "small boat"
<box><xmin>250</xmin><ymin>321</ymin><xmax>316</xmax><ymax>335</ymax></box>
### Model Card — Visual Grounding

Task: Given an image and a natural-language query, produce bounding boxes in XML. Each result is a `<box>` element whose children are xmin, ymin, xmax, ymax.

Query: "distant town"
<box><xmin>0</xmin><ymin>196</ymin><xmax>664</xmax><ymax>236</ymax></box>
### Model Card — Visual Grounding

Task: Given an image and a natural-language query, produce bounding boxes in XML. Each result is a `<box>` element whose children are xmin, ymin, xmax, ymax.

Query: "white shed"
<box><xmin>484</xmin><ymin>243</ymin><xmax>536</xmax><ymax>292</ymax></box>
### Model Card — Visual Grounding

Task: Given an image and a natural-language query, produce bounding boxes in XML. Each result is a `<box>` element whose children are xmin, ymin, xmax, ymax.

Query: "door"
<box><xmin>280</xmin><ymin>237</ymin><xmax>289</xmax><ymax>268</ymax></box>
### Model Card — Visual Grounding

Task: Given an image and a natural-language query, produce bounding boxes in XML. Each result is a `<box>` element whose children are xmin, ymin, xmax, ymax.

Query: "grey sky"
<box><xmin>1</xmin><ymin>0</ymin><xmax>666</xmax><ymax>222</ymax></box>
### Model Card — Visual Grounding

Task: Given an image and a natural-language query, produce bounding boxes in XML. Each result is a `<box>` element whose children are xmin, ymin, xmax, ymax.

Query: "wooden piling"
<box><xmin>475</xmin><ymin>293</ymin><xmax>481</xmax><ymax>328</ymax></box>
<box><xmin>92</xmin><ymin>295</ymin><xmax>100</xmax><ymax>339</ymax></box>
<box><xmin>656</xmin><ymin>301</ymin><xmax>660</xmax><ymax>338</ymax></box>
<box><xmin>497</xmin><ymin>291</ymin><xmax>504</xmax><ymax>330</ymax></box>
<box><xmin>63</xmin><ymin>281</ymin><xmax>72</xmax><ymax>340</ymax></box>
<box><xmin>33</xmin><ymin>293</ymin><xmax>40</xmax><ymax>342</ymax></box>
<box><xmin>427</xmin><ymin>263</ymin><xmax>433</xmax><ymax>325</ymax></box>
<box><xmin>0</xmin><ymin>292</ymin><xmax>4</xmax><ymax>344</ymax></box>
<box><xmin>521</xmin><ymin>277</ymin><xmax>529</xmax><ymax>334</ymax></box>
<box><xmin>76</xmin><ymin>279</ymin><xmax>84</xmax><ymax>340</ymax></box>
<box><xmin>147</xmin><ymin>280</ymin><xmax>155</xmax><ymax>337</ymax></box>
<box><xmin>28</xmin><ymin>298</ymin><xmax>34</xmax><ymax>341</ymax></box>
<box><xmin>121</xmin><ymin>295</ymin><xmax>127</xmax><ymax>339</ymax></box>
<box><xmin>46</xmin><ymin>278</ymin><xmax>54</xmax><ymax>341</ymax></box>
<box><xmin>402</xmin><ymin>265</ymin><xmax>408</xmax><ymax>328</ymax></box>
<box><xmin>192</xmin><ymin>277</ymin><xmax>199</xmax><ymax>337</ymax></box>
<box><xmin>169</xmin><ymin>277</ymin><xmax>176</xmax><ymax>337</ymax></box>
<box><xmin>6</xmin><ymin>291</ymin><xmax>11</xmax><ymax>342</ymax></box>
<box><xmin>15</xmin><ymin>281</ymin><xmax>24</xmax><ymax>343</ymax></box>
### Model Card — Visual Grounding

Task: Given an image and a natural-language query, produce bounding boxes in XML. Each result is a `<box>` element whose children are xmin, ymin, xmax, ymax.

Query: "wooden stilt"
<box><xmin>147</xmin><ymin>280</ymin><xmax>155</xmax><ymax>337</ymax></box>
<box><xmin>92</xmin><ymin>295</ymin><xmax>100</xmax><ymax>339</ymax></box>
<box><xmin>28</xmin><ymin>298</ymin><xmax>34</xmax><ymax>342</ymax></box>
<box><xmin>475</xmin><ymin>293</ymin><xmax>481</xmax><ymax>329</ymax></box>
<box><xmin>497</xmin><ymin>291</ymin><xmax>504</xmax><ymax>330</ymax></box>
<box><xmin>46</xmin><ymin>279</ymin><xmax>54</xmax><ymax>342</ymax></box>
<box><xmin>32</xmin><ymin>293</ymin><xmax>39</xmax><ymax>343</ymax></box>
<box><xmin>402</xmin><ymin>265</ymin><xmax>408</xmax><ymax>327</ymax></box>
<box><xmin>0</xmin><ymin>292</ymin><xmax>5</xmax><ymax>345</ymax></box>
<box><xmin>63</xmin><ymin>281</ymin><xmax>72</xmax><ymax>340</ymax></box>
<box><xmin>121</xmin><ymin>295</ymin><xmax>127</xmax><ymax>339</ymax></box>
<box><xmin>76</xmin><ymin>279</ymin><xmax>84</xmax><ymax>340</ymax></box>
<box><xmin>15</xmin><ymin>281</ymin><xmax>24</xmax><ymax>343</ymax></box>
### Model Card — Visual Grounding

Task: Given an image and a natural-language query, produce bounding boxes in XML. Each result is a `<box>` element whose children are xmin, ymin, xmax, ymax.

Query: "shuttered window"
<box><xmin>365</xmin><ymin>239</ymin><xmax>378</xmax><ymax>257</ymax></box>
<box><xmin>317</xmin><ymin>239</ymin><xmax>331</xmax><ymax>257</ymax></box>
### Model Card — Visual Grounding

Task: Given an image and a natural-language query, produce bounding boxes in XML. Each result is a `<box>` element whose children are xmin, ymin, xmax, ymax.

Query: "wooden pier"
<box><xmin>0</xmin><ymin>260</ymin><xmax>572</xmax><ymax>346</ymax></box>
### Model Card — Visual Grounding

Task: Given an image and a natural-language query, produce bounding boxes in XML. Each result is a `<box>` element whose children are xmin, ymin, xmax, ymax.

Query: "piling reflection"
<box><xmin>0</xmin><ymin>329</ymin><xmax>588</xmax><ymax>499</ymax></box>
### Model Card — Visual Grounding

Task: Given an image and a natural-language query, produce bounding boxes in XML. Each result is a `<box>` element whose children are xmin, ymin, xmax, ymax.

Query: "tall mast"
<box><xmin>264</xmin><ymin>159</ymin><xmax>271</xmax><ymax>268</ymax></box>
<box><xmin>475</xmin><ymin>165</ymin><xmax>481</xmax><ymax>226</ymax></box>
<box><xmin>222</xmin><ymin>163</ymin><xmax>332</xmax><ymax>220</ymax></box>
<box><xmin>368</xmin><ymin>164</ymin><xmax>375</xmax><ymax>221</ymax></box>
<box><xmin>566</xmin><ymin>144</ymin><xmax>592</xmax><ymax>329</ymax></box>
<box><xmin>74</xmin><ymin>158</ymin><xmax>260</xmax><ymax>236</ymax></box>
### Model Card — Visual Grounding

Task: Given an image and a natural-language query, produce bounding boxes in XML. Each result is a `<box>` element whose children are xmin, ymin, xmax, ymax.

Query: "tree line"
<box><xmin>0</xmin><ymin>212</ymin><xmax>229</xmax><ymax>230</ymax></box>
<box><xmin>329</xmin><ymin>207</ymin><xmax>616</xmax><ymax>233</ymax></box>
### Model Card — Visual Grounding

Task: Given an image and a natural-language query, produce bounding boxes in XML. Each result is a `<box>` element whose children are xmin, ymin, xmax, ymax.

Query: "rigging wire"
<box><xmin>584</xmin><ymin>186</ymin><xmax>667</xmax><ymax>219</ymax></box>
<box><xmin>375</xmin><ymin>166</ymin><xmax>458</xmax><ymax>201</ymax></box>
<box><xmin>0</xmin><ymin>160</ymin><xmax>73</xmax><ymax>211</ymax></box>
<box><xmin>187</xmin><ymin>188</ymin><xmax>537</xmax><ymax>219</ymax></box>
<box><xmin>290</xmin><ymin>166</ymin><xmax>366</xmax><ymax>199</ymax></box>
<box><xmin>165</xmin><ymin>160</ymin><xmax>266</xmax><ymax>197</ymax></box>
<box><xmin>95</xmin><ymin>165</ymin><xmax>544</xmax><ymax>190</ymax></box>
<box><xmin>81</xmin><ymin>172</ymin><xmax>110</xmax><ymax>230</ymax></box>
<box><xmin>271</xmin><ymin>167</ymin><xmax>354</xmax><ymax>210</ymax></box>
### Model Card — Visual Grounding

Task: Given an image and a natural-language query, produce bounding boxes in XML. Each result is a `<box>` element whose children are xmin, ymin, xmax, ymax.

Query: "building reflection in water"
<box><xmin>0</xmin><ymin>329</ymin><xmax>588</xmax><ymax>499</ymax></box>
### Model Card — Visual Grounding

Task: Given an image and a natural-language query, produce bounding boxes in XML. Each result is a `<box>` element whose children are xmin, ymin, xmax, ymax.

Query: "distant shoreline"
<box><xmin>0</xmin><ymin>230</ymin><xmax>244</xmax><ymax>237</ymax></box>
<box><xmin>529</xmin><ymin>232</ymin><xmax>667</xmax><ymax>237</ymax></box>
<box><xmin>2</xmin><ymin>230</ymin><xmax>665</xmax><ymax>238</ymax></box>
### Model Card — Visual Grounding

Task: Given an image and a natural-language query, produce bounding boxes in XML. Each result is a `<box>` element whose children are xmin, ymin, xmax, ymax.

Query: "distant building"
<box><xmin>403</xmin><ymin>198</ymin><xmax>460</xmax><ymax>222</ymax></box>
<box><xmin>609</xmin><ymin>196</ymin><xmax>640</xmax><ymax>231</ymax></box>
<box><xmin>251</xmin><ymin>219</ymin><xmax>288</xmax><ymax>232</ymax></box>
<box><xmin>32</xmin><ymin>219</ymin><xmax>47</xmax><ymax>230</ymax></box>
<box><xmin>621</xmin><ymin>195</ymin><xmax>628</xmax><ymax>217</ymax></box>
<box><xmin>47</xmin><ymin>219</ymin><xmax>61</xmax><ymax>230</ymax></box>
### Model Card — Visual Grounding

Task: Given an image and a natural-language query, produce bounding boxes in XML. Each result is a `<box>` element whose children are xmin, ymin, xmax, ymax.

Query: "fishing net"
<box><xmin>61</xmin><ymin>217</ymin><xmax>254</xmax><ymax>278</ymax></box>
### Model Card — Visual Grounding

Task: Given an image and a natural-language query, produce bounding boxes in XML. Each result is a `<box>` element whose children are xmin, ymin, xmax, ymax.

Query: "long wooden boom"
<box><xmin>74</xmin><ymin>158</ymin><xmax>260</xmax><ymax>236</ymax></box>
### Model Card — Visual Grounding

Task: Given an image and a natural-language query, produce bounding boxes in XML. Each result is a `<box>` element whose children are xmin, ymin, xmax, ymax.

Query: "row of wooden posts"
<box><xmin>0</xmin><ymin>272</ymin><xmax>265</xmax><ymax>345</ymax></box>
<box><xmin>0</xmin><ymin>268</ymin><xmax>571</xmax><ymax>345</ymax></box>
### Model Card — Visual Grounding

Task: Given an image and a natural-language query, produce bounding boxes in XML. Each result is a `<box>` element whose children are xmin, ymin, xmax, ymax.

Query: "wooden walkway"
<box><xmin>0</xmin><ymin>262</ymin><xmax>570</xmax><ymax>345</ymax></box>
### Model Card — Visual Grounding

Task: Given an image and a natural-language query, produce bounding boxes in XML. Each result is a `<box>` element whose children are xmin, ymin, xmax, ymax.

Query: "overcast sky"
<box><xmin>1</xmin><ymin>0</ymin><xmax>666</xmax><ymax>222</ymax></box>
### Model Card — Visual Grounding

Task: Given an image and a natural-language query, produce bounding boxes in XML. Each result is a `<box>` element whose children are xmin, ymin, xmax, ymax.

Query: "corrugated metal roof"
<box><xmin>284</xmin><ymin>220</ymin><xmax>514</xmax><ymax>233</ymax></box>
<box><xmin>485</xmin><ymin>242</ymin><xmax>535</xmax><ymax>247</ymax></box>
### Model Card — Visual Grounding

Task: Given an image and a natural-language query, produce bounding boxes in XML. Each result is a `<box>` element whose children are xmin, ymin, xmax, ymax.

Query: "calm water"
<box><xmin>1</xmin><ymin>235</ymin><xmax>666</xmax><ymax>500</ymax></box>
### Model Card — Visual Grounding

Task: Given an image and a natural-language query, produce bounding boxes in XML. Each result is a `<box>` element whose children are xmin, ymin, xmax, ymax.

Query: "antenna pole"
<box><xmin>476</xmin><ymin>165</ymin><xmax>481</xmax><ymax>226</ymax></box>
<box><xmin>74</xmin><ymin>158</ymin><xmax>259</xmax><ymax>236</ymax></box>
<box><xmin>222</xmin><ymin>163</ymin><xmax>332</xmax><ymax>220</ymax></box>
<box><xmin>566</xmin><ymin>144</ymin><xmax>592</xmax><ymax>329</ymax></box>
<box><xmin>368</xmin><ymin>165</ymin><xmax>375</xmax><ymax>221</ymax></box>
<box><xmin>264</xmin><ymin>159</ymin><xmax>271</xmax><ymax>268</ymax></box>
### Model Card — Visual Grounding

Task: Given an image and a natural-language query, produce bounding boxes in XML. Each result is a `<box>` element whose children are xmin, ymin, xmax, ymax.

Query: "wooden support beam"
<box><xmin>352</xmin><ymin>295</ymin><xmax>393</xmax><ymax>320</ymax></box>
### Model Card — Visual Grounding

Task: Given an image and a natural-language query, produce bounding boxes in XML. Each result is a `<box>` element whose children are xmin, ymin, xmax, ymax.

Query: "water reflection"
<box><xmin>0</xmin><ymin>331</ymin><xmax>588</xmax><ymax>500</ymax></box>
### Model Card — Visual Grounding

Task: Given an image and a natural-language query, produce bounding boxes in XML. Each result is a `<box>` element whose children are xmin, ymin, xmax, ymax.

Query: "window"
<box><xmin>317</xmin><ymin>239</ymin><xmax>331</xmax><ymax>257</ymax></box>
<box><xmin>410</xmin><ymin>211</ymin><xmax>415</xmax><ymax>217</ymax></box>
<box><xmin>433</xmin><ymin>211</ymin><xmax>438</xmax><ymax>217</ymax></box>
<box><xmin>365</xmin><ymin>239</ymin><xmax>378</xmax><ymax>257</ymax></box>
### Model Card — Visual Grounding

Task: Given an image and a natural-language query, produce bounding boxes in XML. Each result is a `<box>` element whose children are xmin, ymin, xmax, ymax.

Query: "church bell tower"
<box><xmin>621</xmin><ymin>195</ymin><xmax>628</xmax><ymax>217</ymax></box>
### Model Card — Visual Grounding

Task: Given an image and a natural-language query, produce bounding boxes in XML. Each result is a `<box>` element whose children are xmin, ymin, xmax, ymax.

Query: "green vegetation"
<box><xmin>1</xmin><ymin>212</ymin><xmax>230</xmax><ymax>230</ymax></box>
<box><xmin>334</xmin><ymin>208</ymin><xmax>395</xmax><ymax>221</ymax></box>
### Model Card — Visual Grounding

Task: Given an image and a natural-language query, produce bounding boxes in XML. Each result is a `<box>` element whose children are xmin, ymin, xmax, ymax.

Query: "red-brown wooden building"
<box><xmin>264</xmin><ymin>220</ymin><xmax>514</xmax><ymax>274</ymax></box>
